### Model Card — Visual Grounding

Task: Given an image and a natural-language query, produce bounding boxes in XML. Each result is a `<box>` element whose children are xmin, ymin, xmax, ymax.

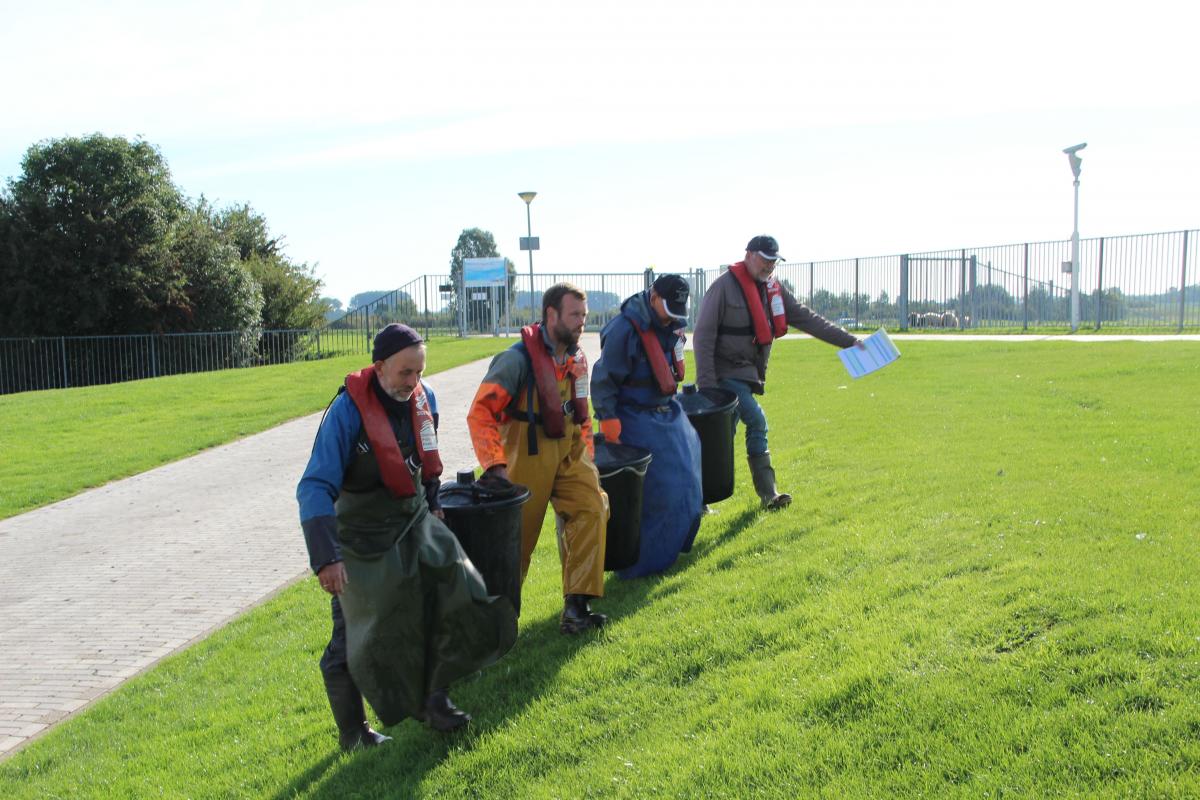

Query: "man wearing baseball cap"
<box><xmin>693</xmin><ymin>237</ymin><xmax>864</xmax><ymax>510</ymax></box>
<box><xmin>591</xmin><ymin>274</ymin><xmax>704</xmax><ymax>576</ymax></box>
<box><xmin>297</xmin><ymin>324</ymin><xmax>517</xmax><ymax>749</ymax></box>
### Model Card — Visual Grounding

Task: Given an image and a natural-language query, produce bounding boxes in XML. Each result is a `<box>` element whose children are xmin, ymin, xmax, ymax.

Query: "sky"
<box><xmin>2</xmin><ymin>0</ymin><xmax>1198</xmax><ymax>305</ymax></box>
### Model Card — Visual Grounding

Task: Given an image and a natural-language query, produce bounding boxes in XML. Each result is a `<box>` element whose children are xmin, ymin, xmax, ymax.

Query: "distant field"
<box><xmin>2</xmin><ymin>341</ymin><xmax>1198</xmax><ymax>797</ymax></box>
<box><xmin>0</xmin><ymin>337</ymin><xmax>509</xmax><ymax>520</ymax></box>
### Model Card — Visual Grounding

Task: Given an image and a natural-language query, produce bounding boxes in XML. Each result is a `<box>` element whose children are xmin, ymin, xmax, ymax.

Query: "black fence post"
<box><xmin>1022</xmin><ymin>243</ymin><xmax>1029</xmax><ymax>330</ymax></box>
<box><xmin>1095</xmin><ymin>237</ymin><xmax>1106</xmax><ymax>330</ymax></box>
<box><xmin>854</xmin><ymin>258</ymin><xmax>860</xmax><ymax>325</ymax></box>
<box><xmin>423</xmin><ymin>275</ymin><xmax>431</xmax><ymax>340</ymax></box>
<box><xmin>959</xmin><ymin>249</ymin><xmax>967</xmax><ymax>326</ymax></box>
<box><xmin>899</xmin><ymin>254</ymin><xmax>909</xmax><ymax>329</ymax></box>
<box><xmin>964</xmin><ymin>257</ymin><xmax>974</xmax><ymax>331</ymax></box>
<box><xmin>1180</xmin><ymin>229</ymin><xmax>1191</xmax><ymax>332</ymax></box>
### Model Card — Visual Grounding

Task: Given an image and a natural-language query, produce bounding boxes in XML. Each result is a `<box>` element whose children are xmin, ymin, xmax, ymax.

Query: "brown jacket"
<box><xmin>693</xmin><ymin>267</ymin><xmax>858</xmax><ymax>391</ymax></box>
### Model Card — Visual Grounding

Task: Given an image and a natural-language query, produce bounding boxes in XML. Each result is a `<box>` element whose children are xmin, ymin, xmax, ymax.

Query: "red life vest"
<box><xmin>729</xmin><ymin>261</ymin><xmax>787</xmax><ymax>344</ymax></box>
<box><xmin>344</xmin><ymin>367</ymin><xmax>443</xmax><ymax>498</ymax></box>
<box><xmin>633</xmin><ymin>318</ymin><xmax>685</xmax><ymax>396</ymax></box>
<box><xmin>520</xmin><ymin>324</ymin><xmax>589</xmax><ymax>438</ymax></box>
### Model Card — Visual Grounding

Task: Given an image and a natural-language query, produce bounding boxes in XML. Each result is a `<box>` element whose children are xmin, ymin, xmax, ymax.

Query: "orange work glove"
<box><xmin>598</xmin><ymin>417</ymin><xmax>622</xmax><ymax>444</ymax></box>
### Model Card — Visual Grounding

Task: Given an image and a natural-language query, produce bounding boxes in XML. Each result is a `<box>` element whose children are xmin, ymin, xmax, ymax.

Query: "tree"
<box><xmin>343</xmin><ymin>290</ymin><xmax>419</xmax><ymax>329</ymax></box>
<box><xmin>349</xmin><ymin>290</ymin><xmax>394</xmax><ymax>310</ymax></box>
<box><xmin>449</xmin><ymin>228</ymin><xmax>517</xmax><ymax>331</ymax></box>
<box><xmin>0</xmin><ymin>134</ymin><xmax>187</xmax><ymax>335</ymax></box>
<box><xmin>321</xmin><ymin>297</ymin><xmax>344</xmax><ymax>322</ymax></box>
<box><xmin>165</xmin><ymin>207</ymin><xmax>263</xmax><ymax>334</ymax></box>
<box><xmin>963</xmin><ymin>283</ymin><xmax>1016</xmax><ymax>321</ymax></box>
<box><xmin>213</xmin><ymin>204</ymin><xmax>328</xmax><ymax>330</ymax></box>
<box><xmin>450</xmin><ymin>228</ymin><xmax>500</xmax><ymax>284</ymax></box>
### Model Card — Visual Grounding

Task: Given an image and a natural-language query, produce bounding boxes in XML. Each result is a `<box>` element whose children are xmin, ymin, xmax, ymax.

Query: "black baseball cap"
<box><xmin>746</xmin><ymin>235</ymin><xmax>784</xmax><ymax>261</ymax></box>
<box><xmin>651</xmin><ymin>274</ymin><xmax>690</xmax><ymax>320</ymax></box>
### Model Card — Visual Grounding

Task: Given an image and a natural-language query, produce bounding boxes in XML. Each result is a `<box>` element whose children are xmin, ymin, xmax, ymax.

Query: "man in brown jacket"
<box><xmin>693</xmin><ymin>235</ymin><xmax>863</xmax><ymax>510</ymax></box>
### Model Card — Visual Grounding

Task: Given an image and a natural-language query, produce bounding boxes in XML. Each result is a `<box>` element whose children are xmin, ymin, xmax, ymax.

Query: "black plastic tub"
<box><xmin>592</xmin><ymin>436</ymin><xmax>653</xmax><ymax>571</ymax></box>
<box><xmin>438</xmin><ymin>470</ymin><xmax>530</xmax><ymax>614</ymax></box>
<box><xmin>676</xmin><ymin>384</ymin><xmax>739</xmax><ymax>504</ymax></box>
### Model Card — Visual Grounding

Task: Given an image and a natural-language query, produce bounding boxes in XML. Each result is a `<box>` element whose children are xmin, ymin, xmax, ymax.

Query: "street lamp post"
<box><xmin>1063</xmin><ymin>143</ymin><xmax>1087</xmax><ymax>332</ymax></box>
<box><xmin>518</xmin><ymin>191</ymin><xmax>538</xmax><ymax>324</ymax></box>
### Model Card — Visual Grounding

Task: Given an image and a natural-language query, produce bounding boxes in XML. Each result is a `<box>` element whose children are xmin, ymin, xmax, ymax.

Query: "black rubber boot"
<box><xmin>419</xmin><ymin>688</ymin><xmax>471</xmax><ymax>732</ymax></box>
<box><xmin>560</xmin><ymin>594</ymin><xmax>607</xmax><ymax>635</ymax></box>
<box><xmin>748</xmin><ymin>452</ymin><xmax>792</xmax><ymax>510</ymax></box>
<box><xmin>323</xmin><ymin>670</ymin><xmax>391</xmax><ymax>751</ymax></box>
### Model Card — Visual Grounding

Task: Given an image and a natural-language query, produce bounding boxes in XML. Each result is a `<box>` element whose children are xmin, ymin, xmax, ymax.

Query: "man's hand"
<box><xmin>485</xmin><ymin>464</ymin><xmax>509</xmax><ymax>482</ymax></box>
<box><xmin>853</xmin><ymin>339</ymin><xmax>867</xmax><ymax>350</ymax></box>
<box><xmin>432</xmin><ymin>508</ymin><xmax>445</xmax><ymax>520</ymax></box>
<box><xmin>317</xmin><ymin>561</ymin><xmax>348</xmax><ymax>595</ymax></box>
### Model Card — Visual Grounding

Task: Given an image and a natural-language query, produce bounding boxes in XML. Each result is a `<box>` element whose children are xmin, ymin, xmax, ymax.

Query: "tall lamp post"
<box><xmin>518</xmin><ymin>191</ymin><xmax>538</xmax><ymax>324</ymax></box>
<box><xmin>1063</xmin><ymin>142</ymin><xmax>1087</xmax><ymax>332</ymax></box>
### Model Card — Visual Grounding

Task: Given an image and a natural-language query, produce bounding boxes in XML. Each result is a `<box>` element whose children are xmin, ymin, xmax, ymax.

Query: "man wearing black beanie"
<box><xmin>297</xmin><ymin>324</ymin><xmax>517</xmax><ymax>749</ymax></box>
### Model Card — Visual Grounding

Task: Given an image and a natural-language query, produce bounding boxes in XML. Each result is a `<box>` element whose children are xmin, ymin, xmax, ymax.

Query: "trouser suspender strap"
<box><xmin>526</xmin><ymin>378</ymin><xmax>539</xmax><ymax>456</ymax></box>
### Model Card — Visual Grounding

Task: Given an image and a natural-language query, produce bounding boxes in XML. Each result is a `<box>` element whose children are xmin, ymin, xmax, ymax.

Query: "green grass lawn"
<box><xmin>2</xmin><ymin>341</ymin><xmax>1199</xmax><ymax>798</ymax></box>
<box><xmin>0</xmin><ymin>337</ymin><xmax>509</xmax><ymax>520</ymax></box>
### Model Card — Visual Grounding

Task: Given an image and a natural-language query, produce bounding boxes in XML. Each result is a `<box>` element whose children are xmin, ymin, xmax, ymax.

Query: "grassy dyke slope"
<box><xmin>1</xmin><ymin>341</ymin><xmax>1198</xmax><ymax>798</ymax></box>
<box><xmin>0</xmin><ymin>338</ymin><xmax>508</xmax><ymax>520</ymax></box>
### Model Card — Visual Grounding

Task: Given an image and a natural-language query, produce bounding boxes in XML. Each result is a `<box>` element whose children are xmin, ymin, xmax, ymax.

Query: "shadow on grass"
<box><xmin>270</xmin><ymin>607</ymin><xmax>592</xmax><ymax>799</ymax></box>
<box><xmin>270</xmin><ymin>503</ymin><xmax>765</xmax><ymax>799</ymax></box>
<box><xmin>596</xmin><ymin>504</ymin><xmax>762</xmax><ymax>610</ymax></box>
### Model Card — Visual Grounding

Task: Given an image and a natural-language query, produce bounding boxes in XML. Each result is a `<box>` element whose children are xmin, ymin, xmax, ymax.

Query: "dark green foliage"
<box><xmin>213</xmin><ymin>204</ymin><xmax>329</xmax><ymax>330</ymax></box>
<box><xmin>0</xmin><ymin>135</ymin><xmax>187</xmax><ymax>335</ymax></box>
<box><xmin>0</xmin><ymin>136</ymin><xmax>326</xmax><ymax>336</ymax></box>
<box><xmin>168</xmin><ymin>207</ymin><xmax>263</xmax><ymax>333</ymax></box>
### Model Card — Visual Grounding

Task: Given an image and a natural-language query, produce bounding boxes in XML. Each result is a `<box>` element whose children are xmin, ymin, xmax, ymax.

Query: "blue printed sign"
<box><xmin>464</xmin><ymin>258</ymin><xmax>508</xmax><ymax>287</ymax></box>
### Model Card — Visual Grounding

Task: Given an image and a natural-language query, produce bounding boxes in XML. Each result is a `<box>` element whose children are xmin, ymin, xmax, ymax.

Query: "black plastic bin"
<box><xmin>438</xmin><ymin>470</ymin><xmax>530</xmax><ymax>615</ymax></box>
<box><xmin>677</xmin><ymin>384</ymin><xmax>739</xmax><ymax>504</ymax></box>
<box><xmin>592</xmin><ymin>436</ymin><xmax>653</xmax><ymax>571</ymax></box>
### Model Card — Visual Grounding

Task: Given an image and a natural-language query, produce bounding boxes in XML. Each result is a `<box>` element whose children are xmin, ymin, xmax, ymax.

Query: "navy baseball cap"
<box><xmin>651</xmin><ymin>274</ymin><xmax>690</xmax><ymax>320</ymax></box>
<box><xmin>746</xmin><ymin>235</ymin><xmax>784</xmax><ymax>261</ymax></box>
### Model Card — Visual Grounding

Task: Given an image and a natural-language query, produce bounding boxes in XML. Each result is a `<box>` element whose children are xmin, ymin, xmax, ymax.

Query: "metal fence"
<box><xmin>3</xmin><ymin>228</ymin><xmax>1195</xmax><ymax>396</ymax></box>
<box><xmin>332</xmin><ymin>271</ymin><xmax>666</xmax><ymax>339</ymax></box>
<box><xmin>734</xmin><ymin>229</ymin><xmax>1197</xmax><ymax>331</ymax></box>
<box><xmin>1</xmin><ymin>327</ymin><xmax>367</xmax><ymax>395</ymax></box>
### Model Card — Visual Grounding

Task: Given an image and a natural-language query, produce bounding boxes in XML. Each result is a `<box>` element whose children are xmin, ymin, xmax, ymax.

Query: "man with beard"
<box><xmin>590</xmin><ymin>274</ymin><xmax>703</xmax><ymax>577</ymax></box>
<box><xmin>693</xmin><ymin>236</ymin><xmax>864</xmax><ymax>510</ymax></box>
<box><xmin>467</xmin><ymin>283</ymin><xmax>611</xmax><ymax>634</ymax></box>
<box><xmin>297</xmin><ymin>323</ymin><xmax>517</xmax><ymax>750</ymax></box>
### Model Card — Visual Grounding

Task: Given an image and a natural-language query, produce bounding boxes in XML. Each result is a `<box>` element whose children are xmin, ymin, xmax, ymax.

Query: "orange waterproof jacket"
<box><xmin>468</xmin><ymin>325</ymin><xmax>593</xmax><ymax>471</ymax></box>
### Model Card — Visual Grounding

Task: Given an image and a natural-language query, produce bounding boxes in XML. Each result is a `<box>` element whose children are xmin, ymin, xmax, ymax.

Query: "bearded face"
<box><xmin>548</xmin><ymin>294</ymin><xmax>587</xmax><ymax>348</ymax></box>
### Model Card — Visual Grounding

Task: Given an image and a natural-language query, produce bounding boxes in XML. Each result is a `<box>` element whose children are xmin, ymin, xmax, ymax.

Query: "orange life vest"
<box><xmin>729</xmin><ymin>261</ymin><xmax>787</xmax><ymax>344</ymax></box>
<box><xmin>344</xmin><ymin>367</ymin><xmax>442</xmax><ymax>498</ymax></box>
<box><xmin>633</xmin><ymin>319</ymin><xmax>685</xmax><ymax>396</ymax></box>
<box><xmin>520</xmin><ymin>324</ymin><xmax>589</xmax><ymax>438</ymax></box>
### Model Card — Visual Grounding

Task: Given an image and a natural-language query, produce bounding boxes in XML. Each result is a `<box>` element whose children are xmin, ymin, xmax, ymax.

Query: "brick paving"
<box><xmin>0</xmin><ymin>335</ymin><xmax>600</xmax><ymax>760</ymax></box>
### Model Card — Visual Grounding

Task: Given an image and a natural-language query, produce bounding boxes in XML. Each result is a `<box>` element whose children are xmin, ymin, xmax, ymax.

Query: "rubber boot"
<box><xmin>560</xmin><ymin>594</ymin><xmax>607</xmax><ymax>634</ymax></box>
<box><xmin>419</xmin><ymin>688</ymin><xmax>471</xmax><ymax>732</ymax></box>
<box><xmin>323</xmin><ymin>670</ymin><xmax>391</xmax><ymax>751</ymax></box>
<box><xmin>748</xmin><ymin>452</ymin><xmax>792</xmax><ymax>511</ymax></box>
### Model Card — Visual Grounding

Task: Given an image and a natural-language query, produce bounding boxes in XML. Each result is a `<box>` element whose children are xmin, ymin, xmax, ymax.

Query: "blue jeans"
<box><xmin>718</xmin><ymin>378</ymin><xmax>769</xmax><ymax>457</ymax></box>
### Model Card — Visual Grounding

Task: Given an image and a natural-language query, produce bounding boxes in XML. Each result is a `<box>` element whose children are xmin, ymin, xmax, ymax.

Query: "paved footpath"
<box><xmin>2</xmin><ymin>331</ymin><xmax>1191</xmax><ymax>758</ymax></box>
<box><xmin>0</xmin><ymin>334</ymin><xmax>600</xmax><ymax>760</ymax></box>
